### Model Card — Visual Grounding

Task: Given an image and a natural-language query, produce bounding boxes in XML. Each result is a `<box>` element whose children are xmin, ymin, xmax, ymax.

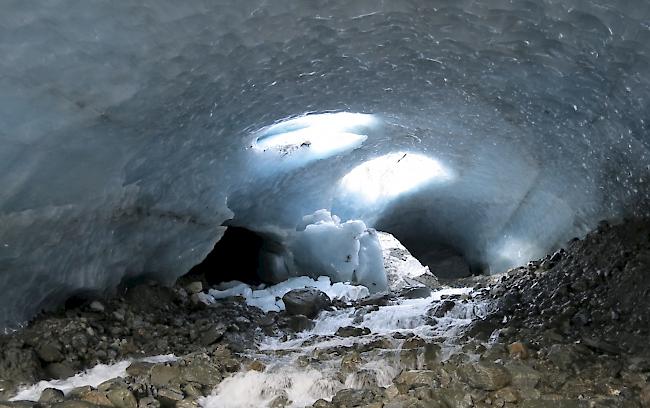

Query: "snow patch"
<box><xmin>203</xmin><ymin>276</ymin><xmax>369</xmax><ymax>313</ymax></box>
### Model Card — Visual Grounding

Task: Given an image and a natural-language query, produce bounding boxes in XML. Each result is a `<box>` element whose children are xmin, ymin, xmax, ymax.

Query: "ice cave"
<box><xmin>1</xmin><ymin>1</ymin><xmax>650</xmax><ymax>407</ymax></box>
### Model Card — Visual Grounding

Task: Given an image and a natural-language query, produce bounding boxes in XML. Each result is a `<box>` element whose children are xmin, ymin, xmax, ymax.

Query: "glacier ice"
<box><xmin>251</xmin><ymin>209</ymin><xmax>387</xmax><ymax>291</ymax></box>
<box><xmin>1</xmin><ymin>0</ymin><xmax>650</xmax><ymax>327</ymax></box>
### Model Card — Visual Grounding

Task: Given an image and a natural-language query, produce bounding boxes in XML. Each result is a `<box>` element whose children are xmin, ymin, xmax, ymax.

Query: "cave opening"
<box><xmin>185</xmin><ymin>226</ymin><xmax>266</xmax><ymax>286</ymax></box>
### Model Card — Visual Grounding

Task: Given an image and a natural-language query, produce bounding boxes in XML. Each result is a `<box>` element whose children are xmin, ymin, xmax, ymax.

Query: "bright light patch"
<box><xmin>253</xmin><ymin>112</ymin><xmax>376</xmax><ymax>159</ymax></box>
<box><xmin>340</xmin><ymin>152</ymin><xmax>453</xmax><ymax>202</ymax></box>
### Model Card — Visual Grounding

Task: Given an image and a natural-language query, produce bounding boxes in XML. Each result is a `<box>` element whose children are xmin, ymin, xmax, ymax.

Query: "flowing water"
<box><xmin>201</xmin><ymin>287</ymin><xmax>492</xmax><ymax>408</ymax></box>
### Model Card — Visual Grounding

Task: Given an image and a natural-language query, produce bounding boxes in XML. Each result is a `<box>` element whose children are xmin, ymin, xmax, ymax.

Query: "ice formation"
<box><xmin>1</xmin><ymin>0</ymin><xmax>650</xmax><ymax>327</ymax></box>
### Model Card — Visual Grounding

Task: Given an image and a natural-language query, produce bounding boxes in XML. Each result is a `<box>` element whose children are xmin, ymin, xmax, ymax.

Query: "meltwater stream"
<box><xmin>201</xmin><ymin>287</ymin><xmax>492</xmax><ymax>408</ymax></box>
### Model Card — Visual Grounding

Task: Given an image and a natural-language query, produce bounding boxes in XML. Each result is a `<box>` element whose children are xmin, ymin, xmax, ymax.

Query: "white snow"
<box><xmin>11</xmin><ymin>355</ymin><xmax>177</xmax><ymax>402</ymax></box>
<box><xmin>205</xmin><ymin>276</ymin><xmax>369</xmax><ymax>313</ymax></box>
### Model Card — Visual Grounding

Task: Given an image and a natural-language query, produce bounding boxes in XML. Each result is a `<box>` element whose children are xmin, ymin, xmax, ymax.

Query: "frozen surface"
<box><xmin>203</xmin><ymin>276</ymin><xmax>369</xmax><ymax>313</ymax></box>
<box><xmin>11</xmin><ymin>355</ymin><xmax>177</xmax><ymax>402</ymax></box>
<box><xmin>1</xmin><ymin>0</ymin><xmax>650</xmax><ymax>327</ymax></box>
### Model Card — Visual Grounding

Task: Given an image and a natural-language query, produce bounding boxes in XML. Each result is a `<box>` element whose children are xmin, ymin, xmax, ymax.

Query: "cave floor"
<box><xmin>1</xmin><ymin>220</ymin><xmax>650</xmax><ymax>407</ymax></box>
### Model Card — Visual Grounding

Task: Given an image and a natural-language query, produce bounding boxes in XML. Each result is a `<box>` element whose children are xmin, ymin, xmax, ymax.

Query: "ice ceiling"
<box><xmin>1</xmin><ymin>0</ymin><xmax>650</xmax><ymax>328</ymax></box>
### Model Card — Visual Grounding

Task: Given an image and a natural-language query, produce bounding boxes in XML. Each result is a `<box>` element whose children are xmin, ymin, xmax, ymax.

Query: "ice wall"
<box><xmin>1</xmin><ymin>0</ymin><xmax>650</xmax><ymax>327</ymax></box>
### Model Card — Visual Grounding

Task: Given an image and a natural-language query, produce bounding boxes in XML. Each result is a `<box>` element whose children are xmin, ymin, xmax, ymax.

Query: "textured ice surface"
<box><xmin>1</xmin><ymin>0</ymin><xmax>650</xmax><ymax>327</ymax></box>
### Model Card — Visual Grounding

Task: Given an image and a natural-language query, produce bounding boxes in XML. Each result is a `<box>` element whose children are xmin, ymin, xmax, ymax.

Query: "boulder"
<box><xmin>335</xmin><ymin>326</ymin><xmax>370</xmax><ymax>337</ymax></box>
<box><xmin>39</xmin><ymin>388</ymin><xmax>64</xmax><ymax>403</ymax></box>
<box><xmin>457</xmin><ymin>362</ymin><xmax>511</xmax><ymax>391</ymax></box>
<box><xmin>282</xmin><ymin>288</ymin><xmax>331</xmax><ymax>319</ymax></box>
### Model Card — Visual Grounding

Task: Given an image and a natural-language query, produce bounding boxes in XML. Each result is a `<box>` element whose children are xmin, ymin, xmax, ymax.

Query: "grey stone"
<box><xmin>198</xmin><ymin>325</ymin><xmax>225</xmax><ymax>346</ymax></box>
<box><xmin>36</xmin><ymin>342</ymin><xmax>64</xmax><ymax>363</ymax></box>
<box><xmin>106</xmin><ymin>387</ymin><xmax>138</xmax><ymax>408</ymax></box>
<box><xmin>283</xmin><ymin>314</ymin><xmax>314</xmax><ymax>332</ymax></box>
<box><xmin>457</xmin><ymin>361</ymin><xmax>511</xmax><ymax>391</ymax></box>
<box><xmin>185</xmin><ymin>282</ymin><xmax>203</xmax><ymax>294</ymax></box>
<box><xmin>150</xmin><ymin>364</ymin><xmax>182</xmax><ymax>387</ymax></box>
<box><xmin>156</xmin><ymin>387</ymin><xmax>184</xmax><ymax>408</ymax></box>
<box><xmin>89</xmin><ymin>301</ymin><xmax>105</xmax><ymax>312</ymax></box>
<box><xmin>282</xmin><ymin>288</ymin><xmax>331</xmax><ymax>319</ymax></box>
<box><xmin>39</xmin><ymin>388</ymin><xmax>65</xmax><ymax>403</ymax></box>
<box><xmin>45</xmin><ymin>362</ymin><xmax>77</xmax><ymax>379</ymax></box>
<box><xmin>335</xmin><ymin>326</ymin><xmax>370</xmax><ymax>337</ymax></box>
<box><xmin>400</xmin><ymin>287</ymin><xmax>432</xmax><ymax>299</ymax></box>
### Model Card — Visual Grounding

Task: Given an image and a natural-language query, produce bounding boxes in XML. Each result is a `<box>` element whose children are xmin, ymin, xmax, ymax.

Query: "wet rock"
<box><xmin>45</xmin><ymin>361</ymin><xmax>76</xmax><ymax>379</ymax></box>
<box><xmin>176</xmin><ymin>399</ymin><xmax>200</xmax><ymax>408</ymax></box>
<box><xmin>39</xmin><ymin>388</ymin><xmax>65</xmax><ymax>403</ymax></box>
<box><xmin>335</xmin><ymin>326</ymin><xmax>370</xmax><ymax>337</ymax></box>
<box><xmin>0</xmin><ymin>402</ymin><xmax>38</xmax><ymax>408</ymax></box>
<box><xmin>358</xmin><ymin>293</ymin><xmax>392</xmax><ymax>307</ymax></box>
<box><xmin>400</xmin><ymin>287</ymin><xmax>432</xmax><ymax>299</ymax></box>
<box><xmin>0</xmin><ymin>347</ymin><xmax>42</xmax><ymax>384</ymax></box>
<box><xmin>156</xmin><ymin>387</ymin><xmax>184</xmax><ymax>407</ymax></box>
<box><xmin>383</xmin><ymin>395</ymin><xmax>429</xmax><ymax>408</ymax></box>
<box><xmin>282</xmin><ymin>314</ymin><xmax>315</xmax><ymax>332</ymax></box>
<box><xmin>423</xmin><ymin>343</ymin><xmax>441</xmax><ymax>368</ymax></box>
<box><xmin>518</xmin><ymin>400</ymin><xmax>586</xmax><ymax>408</ymax></box>
<box><xmin>106</xmin><ymin>386</ymin><xmax>138</xmax><ymax>408</ymax></box>
<box><xmin>89</xmin><ymin>300</ymin><xmax>105</xmax><ymax>313</ymax></box>
<box><xmin>138</xmin><ymin>397</ymin><xmax>161</xmax><ymax>408</ymax></box>
<box><xmin>248</xmin><ymin>360</ymin><xmax>266</xmax><ymax>372</ymax></box>
<box><xmin>198</xmin><ymin>324</ymin><xmax>226</xmax><ymax>346</ymax></box>
<box><xmin>51</xmin><ymin>401</ymin><xmax>98</xmax><ymax>408</ymax></box>
<box><xmin>36</xmin><ymin>341</ymin><xmax>64</xmax><ymax>363</ymax></box>
<box><xmin>0</xmin><ymin>380</ymin><xmax>16</xmax><ymax>401</ymax></box>
<box><xmin>269</xmin><ymin>393</ymin><xmax>289</xmax><ymax>408</ymax></box>
<box><xmin>150</xmin><ymin>364</ymin><xmax>182</xmax><ymax>387</ymax></box>
<box><xmin>77</xmin><ymin>389</ymin><xmax>113</xmax><ymax>406</ymax></box>
<box><xmin>399</xmin><ymin>348</ymin><xmax>419</xmax><ymax>370</ymax></box>
<box><xmin>493</xmin><ymin>387</ymin><xmax>519</xmax><ymax>403</ymax></box>
<box><xmin>508</xmin><ymin>342</ymin><xmax>529</xmax><ymax>360</ymax></box>
<box><xmin>431</xmin><ymin>300</ymin><xmax>456</xmax><ymax>317</ymax></box>
<box><xmin>546</xmin><ymin>344</ymin><xmax>580</xmax><ymax>370</ymax></box>
<box><xmin>331</xmin><ymin>388</ymin><xmax>377</xmax><ymax>407</ymax></box>
<box><xmin>341</xmin><ymin>351</ymin><xmax>362</xmax><ymax>374</ymax></box>
<box><xmin>282</xmin><ymin>288</ymin><xmax>332</xmax><ymax>319</ymax></box>
<box><xmin>457</xmin><ymin>362</ymin><xmax>511</xmax><ymax>391</ymax></box>
<box><xmin>126</xmin><ymin>361</ymin><xmax>154</xmax><ymax>377</ymax></box>
<box><xmin>504</xmin><ymin>362</ymin><xmax>541</xmax><ymax>389</ymax></box>
<box><xmin>394</xmin><ymin>370</ymin><xmax>437</xmax><ymax>392</ymax></box>
<box><xmin>185</xmin><ymin>282</ymin><xmax>203</xmax><ymax>294</ymax></box>
<box><xmin>437</xmin><ymin>387</ymin><xmax>473</xmax><ymax>408</ymax></box>
<box><xmin>180</xmin><ymin>357</ymin><xmax>223</xmax><ymax>387</ymax></box>
<box><xmin>181</xmin><ymin>383</ymin><xmax>204</xmax><ymax>398</ymax></box>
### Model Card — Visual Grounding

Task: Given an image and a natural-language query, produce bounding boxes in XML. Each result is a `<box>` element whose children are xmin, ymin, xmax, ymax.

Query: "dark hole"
<box><xmin>186</xmin><ymin>226</ymin><xmax>265</xmax><ymax>286</ymax></box>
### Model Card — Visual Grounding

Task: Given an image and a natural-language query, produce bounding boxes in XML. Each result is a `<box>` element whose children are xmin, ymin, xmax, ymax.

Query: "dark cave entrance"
<box><xmin>186</xmin><ymin>226</ymin><xmax>266</xmax><ymax>286</ymax></box>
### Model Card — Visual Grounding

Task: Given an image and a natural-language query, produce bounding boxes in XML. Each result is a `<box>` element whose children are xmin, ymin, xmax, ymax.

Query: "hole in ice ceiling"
<box><xmin>251</xmin><ymin>112</ymin><xmax>377</xmax><ymax>161</ymax></box>
<box><xmin>339</xmin><ymin>152</ymin><xmax>454</xmax><ymax>203</ymax></box>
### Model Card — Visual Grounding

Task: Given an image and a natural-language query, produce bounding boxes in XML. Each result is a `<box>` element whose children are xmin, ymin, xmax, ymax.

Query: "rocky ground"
<box><xmin>1</xmin><ymin>219</ymin><xmax>649</xmax><ymax>407</ymax></box>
